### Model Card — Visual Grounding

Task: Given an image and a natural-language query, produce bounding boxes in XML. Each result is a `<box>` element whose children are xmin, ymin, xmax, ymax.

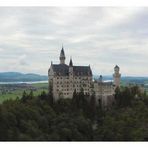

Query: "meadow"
<box><xmin>0</xmin><ymin>82</ymin><xmax>147</xmax><ymax>103</ymax></box>
<box><xmin>0</xmin><ymin>83</ymin><xmax>48</xmax><ymax>103</ymax></box>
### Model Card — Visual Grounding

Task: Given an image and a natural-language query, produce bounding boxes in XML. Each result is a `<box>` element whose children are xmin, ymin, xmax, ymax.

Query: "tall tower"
<box><xmin>59</xmin><ymin>46</ymin><xmax>66</xmax><ymax>64</ymax></box>
<box><xmin>113</xmin><ymin>65</ymin><xmax>121</xmax><ymax>88</ymax></box>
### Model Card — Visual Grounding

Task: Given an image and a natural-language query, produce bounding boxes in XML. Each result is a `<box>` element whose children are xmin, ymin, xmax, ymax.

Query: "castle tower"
<box><xmin>113</xmin><ymin>65</ymin><xmax>121</xmax><ymax>88</ymax></box>
<box><xmin>69</xmin><ymin>58</ymin><xmax>74</xmax><ymax>97</ymax></box>
<box><xmin>69</xmin><ymin>57</ymin><xmax>73</xmax><ymax>74</ymax></box>
<box><xmin>99</xmin><ymin>75</ymin><xmax>103</xmax><ymax>83</ymax></box>
<box><xmin>59</xmin><ymin>46</ymin><xmax>66</xmax><ymax>64</ymax></box>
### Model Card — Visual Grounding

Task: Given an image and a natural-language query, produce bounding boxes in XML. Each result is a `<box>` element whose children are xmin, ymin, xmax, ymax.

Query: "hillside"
<box><xmin>0</xmin><ymin>72</ymin><xmax>148</xmax><ymax>84</ymax></box>
<box><xmin>0</xmin><ymin>72</ymin><xmax>48</xmax><ymax>82</ymax></box>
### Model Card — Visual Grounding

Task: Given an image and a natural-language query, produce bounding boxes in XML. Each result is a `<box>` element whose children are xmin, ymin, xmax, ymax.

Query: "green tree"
<box><xmin>88</xmin><ymin>92</ymin><xmax>96</xmax><ymax>121</ymax></box>
<box><xmin>48</xmin><ymin>82</ymin><xmax>54</xmax><ymax>106</ymax></box>
<box><xmin>21</xmin><ymin>91</ymin><xmax>28</xmax><ymax>103</ymax></box>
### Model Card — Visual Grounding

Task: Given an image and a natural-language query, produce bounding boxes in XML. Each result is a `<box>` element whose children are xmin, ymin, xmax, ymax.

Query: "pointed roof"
<box><xmin>115</xmin><ymin>65</ymin><xmax>119</xmax><ymax>69</ymax></box>
<box><xmin>115</xmin><ymin>65</ymin><xmax>119</xmax><ymax>68</ymax></box>
<box><xmin>69</xmin><ymin>57</ymin><xmax>73</xmax><ymax>66</ymax></box>
<box><xmin>60</xmin><ymin>45</ymin><xmax>65</xmax><ymax>57</ymax></box>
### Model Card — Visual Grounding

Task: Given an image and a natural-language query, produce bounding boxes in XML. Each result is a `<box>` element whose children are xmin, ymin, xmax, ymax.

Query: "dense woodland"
<box><xmin>0</xmin><ymin>86</ymin><xmax>148</xmax><ymax>141</ymax></box>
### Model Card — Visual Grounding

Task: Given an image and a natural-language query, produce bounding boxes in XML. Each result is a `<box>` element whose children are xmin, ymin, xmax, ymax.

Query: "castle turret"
<box><xmin>59</xmin><ymin>46</ymin><xmax>66</xmax><ymax>64</ymax></box>
<box><xmin>113</xmin><ymin>65</ymin><xmax>121</xmax><ymax>88</ymax></box>
<box><xmin>69</xmin><ymin>57</ymin><xmax>73</xmax><ymax>75</ymax></box>
<box><xmin>99</xmin><ymin>75</ymin><xmax>103</xmax><ymax>83</ymax></box>
<box><xmin>69</xmin><ymin>58</ymin><xmax>74</xmax><ymax>96</ymax></box>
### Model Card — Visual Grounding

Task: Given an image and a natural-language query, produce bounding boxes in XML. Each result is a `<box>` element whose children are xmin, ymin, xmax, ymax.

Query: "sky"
<box><xmin>0</xmin><ymin>7</ymin><xmax>148</xmax><ymax>76</ymax></box>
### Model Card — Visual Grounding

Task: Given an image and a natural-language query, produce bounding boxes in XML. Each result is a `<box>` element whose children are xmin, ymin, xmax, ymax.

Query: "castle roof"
<box><xmin>52</xmin><ymin>64</ymin><xmax>92</xmax><ymax>76</ymax></box>
<box><xmin>69</xmin><ymin>58</ymin><xmax>73</xmax><ymax>66</ymax></box>
<box><xmin>115</xmin><ymin>65</ymin><xmax>119</xmax><ymax>68</ymax></box>
<box><xmin>52</xmin><ymin>64</ymin><xmax>69</xmax><ymax>76</ymax></box>
<box><xmin>73</xmin><ymin>66</ymin><xmax>92</xmax><ymax>76</ymax></box>
<box><xmin>60</xmin><ymin>46</ymin><xmax>65</xmax><ymax>58</ymax></box>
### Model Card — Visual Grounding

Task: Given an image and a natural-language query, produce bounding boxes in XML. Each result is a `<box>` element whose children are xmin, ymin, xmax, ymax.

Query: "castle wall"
<box><xmin>52</xmin><ymin>75</ymin><xmax>92</xmax><ymax>100</ymax></box>
<box><xmin>93</xmin><ymin>81</ymin><xmax>115</xmax><ymax>107</ymax></box>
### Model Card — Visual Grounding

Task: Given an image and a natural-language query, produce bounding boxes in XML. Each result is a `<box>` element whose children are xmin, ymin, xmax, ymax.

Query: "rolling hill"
<box><xmin>0</xmin><ymin>72</ymin><xmax>148</xmax><ymax>84</ymax></box>
<box><xmin>0</xmin><ymin>72</ymin><xmax>48</xmax><ymax>82</ymax></box>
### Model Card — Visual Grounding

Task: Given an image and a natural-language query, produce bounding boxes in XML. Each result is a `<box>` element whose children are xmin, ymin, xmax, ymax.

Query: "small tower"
<box><xmin>69</xmin><ymin>57</ymin><xmax>73</xmax><ymax>75</ymax></box>
<box><xmin>99</xmin><ymin>75</ymin><xmax>103</xmax><ymax>83</ymax></box>
<box><xmin>59</xmin><ymin>46</ymin><xmax>66</xmax><ymax>64</ymax></box>
<box><xmin>69</xmin><ymin>58</ymin><xmax>74</xmax><ymax>96</ymax></box>
<box><xmin>113</xmin><ymin>65</ymin><xmax>121</xmax><ymax>88</ymax></box>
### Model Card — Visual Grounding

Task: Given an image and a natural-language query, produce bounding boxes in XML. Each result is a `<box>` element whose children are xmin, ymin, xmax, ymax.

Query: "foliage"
<box><xmin>0</xmin><ymin>86</ymin><xmax>148</xmax><ymax>141</ymax></box>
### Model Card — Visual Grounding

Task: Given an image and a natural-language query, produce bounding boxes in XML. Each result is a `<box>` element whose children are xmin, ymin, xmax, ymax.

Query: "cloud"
<box><xmin>18</xmin><ymin>54</ymin><xmax>28</xmax><ymax>65</ymax></box>
<box><xmin>0</xmin><ymin>7</ymin><xmax>147</xmax><ymax>76</ymax></box>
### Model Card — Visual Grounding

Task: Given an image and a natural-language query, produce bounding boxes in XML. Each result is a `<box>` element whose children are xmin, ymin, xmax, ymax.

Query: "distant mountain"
<box><xmin>0</xmin><ymin>72</ymin><xmax>148</xmax><ymax>84</ymax></box>
<box><xmin>121</xmin><ymin>76</ymin><xmax>148</xmax><ymax>85</ymax></box>
<box><xmin>0</xmin><ymin>72</ymin><xmax>48</xmax><ymax>82</ymax></box>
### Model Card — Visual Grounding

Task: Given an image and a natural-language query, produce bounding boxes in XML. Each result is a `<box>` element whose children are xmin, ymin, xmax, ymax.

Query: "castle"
<box><xmin>48</xmin><ymin>46</ymin><xmax>121</xmax><ymax>107</ymax></box>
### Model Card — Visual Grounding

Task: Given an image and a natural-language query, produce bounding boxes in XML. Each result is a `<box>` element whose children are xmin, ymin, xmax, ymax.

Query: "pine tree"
<box><xmin>89</xmin><ymin>92</ymin><xmax>96</xmax><ymax>121</ymax></box>
<box><xmin>29</xmin><ymin>90</ymin><xmax>34</xmax><ymax>100</ymax></box>
<box><xmin>72</xmin><ymin>89</ymin><xmax>78</xmax><ymax>110</ymax></box>
<box><xmin>48</xmin><ymin>82</ymin><xmax>54</xmax><ymax>106</ymax></box>
<box><xmin>21</xmin><ymin>91</ymin><xmax>27</xmax><ymax>103</ymax></box>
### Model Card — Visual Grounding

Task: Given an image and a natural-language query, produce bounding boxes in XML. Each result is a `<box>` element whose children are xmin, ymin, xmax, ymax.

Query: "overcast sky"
<box><xmin>0</xmin><ymin>7</ymin><xmax>148</xmax><ymax>76</ymax></box>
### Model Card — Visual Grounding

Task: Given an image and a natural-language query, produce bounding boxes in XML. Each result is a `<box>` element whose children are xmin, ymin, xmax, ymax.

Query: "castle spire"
<box><xmin>59</xmin><ymin>45</ymin><xmax>66</xmax><ymax>64</ymax></box>
<box><xmin>69</xmin><ymin>57</ymin><xmax>73</xmax><ymax>66</ymax></box>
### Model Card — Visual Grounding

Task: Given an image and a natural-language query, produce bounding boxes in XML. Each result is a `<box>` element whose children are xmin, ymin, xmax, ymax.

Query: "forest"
<box><xmin>0</xmin><ymin>86</ymin><xmax>148</xmax><ymax>141</ymax></box>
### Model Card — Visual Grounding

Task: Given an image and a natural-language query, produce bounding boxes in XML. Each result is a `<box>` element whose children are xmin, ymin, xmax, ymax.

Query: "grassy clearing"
<box><xmin>0</xmin><ymin>83</ymin><xmax>48</xmax><ymax>103</ymax></box>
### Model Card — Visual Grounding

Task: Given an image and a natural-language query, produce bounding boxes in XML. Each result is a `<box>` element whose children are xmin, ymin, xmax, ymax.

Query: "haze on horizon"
<box><xmin>0</xmin><ymin>7</ymin><xmax>148</xmax><ymax>76</ymax></box>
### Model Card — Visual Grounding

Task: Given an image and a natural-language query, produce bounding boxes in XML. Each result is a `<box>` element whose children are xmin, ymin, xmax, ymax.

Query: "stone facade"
<box><xmin>48</xmin><ymin>47</ymin><xmax>121</xmax><ymax>106</ymax></box>
<box><xmin>93</xmin><ymin>76</ymin><xmax>115</xmax><ymax>107</ymax></box>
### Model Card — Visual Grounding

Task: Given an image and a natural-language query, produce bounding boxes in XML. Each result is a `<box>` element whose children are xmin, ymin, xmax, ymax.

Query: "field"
<box><xmin>0</xmin><ymin>83</ymin><xmax>48</xmax><ymax>103</ymax></box>
<box><xmin>0</xmin><ymin>82</ymin><xmax>148</xmax><ymax>103</ymax></box>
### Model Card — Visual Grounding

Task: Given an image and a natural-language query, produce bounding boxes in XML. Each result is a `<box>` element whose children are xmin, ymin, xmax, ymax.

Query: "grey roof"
<box><xmin>60</xmin><ymin>48</ymin><xmax>65</xmax><ymax>57</ymax></box>
<box><xmin>52</xmin><ymin>64</ymin><xmax>92</xmax><ymax>76</ymax></box>
<box><xmin>69</xmin><ymin>58</ymin><xmax>73</xmax><ymax>66</ymax></box>
<box><xmin>73</xmin><ymin>66</ymin><xmax>92</xmax><ymax>76</ymax></box>
<box><xmin>115</xmin><ymin>65</ymin><xmax>119</xmax><ymax>68</ymax></box>
<box><xmin>52</xmin><ymin>64</ymin><xmax>69</xmax><ymax>76</ymax></box>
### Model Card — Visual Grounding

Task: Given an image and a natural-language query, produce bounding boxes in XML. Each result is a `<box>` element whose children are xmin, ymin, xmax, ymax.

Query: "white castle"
<box><xmin>48</xmin><ymin>46</ymin><xmax>121</xmax><ymax>107</ymax></box>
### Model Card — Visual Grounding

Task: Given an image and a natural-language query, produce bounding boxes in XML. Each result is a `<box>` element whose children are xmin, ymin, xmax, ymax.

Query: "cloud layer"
<box><xmin>0</xmin><ymin>7</ymin><xmax>147</xmax><ymax>76</ymax></box>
